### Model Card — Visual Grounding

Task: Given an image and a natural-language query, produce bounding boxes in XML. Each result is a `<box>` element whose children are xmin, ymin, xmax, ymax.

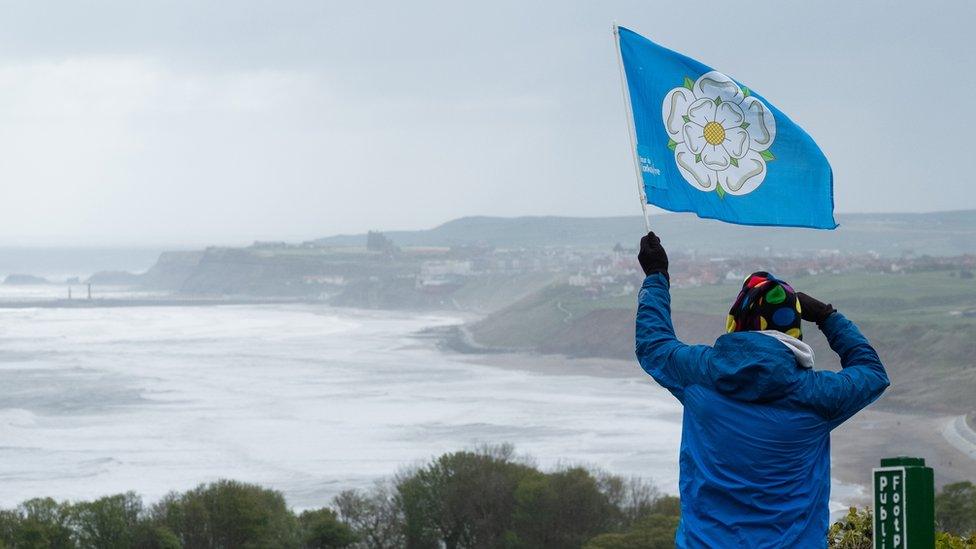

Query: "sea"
<box><xmin>0</xmin><ymin>283</ymin><xmax>862</xmax><ymax>512</ymax></box>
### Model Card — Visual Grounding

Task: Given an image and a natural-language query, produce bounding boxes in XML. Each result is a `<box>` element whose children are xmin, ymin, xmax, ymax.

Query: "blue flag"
<box><xmin>616</xmin><ymin>26</ymin><xmax>836</xmax><ymax>229</ymax></box>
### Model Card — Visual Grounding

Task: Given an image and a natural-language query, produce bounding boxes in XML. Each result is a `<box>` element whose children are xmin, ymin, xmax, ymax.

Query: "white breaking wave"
<box><xmin>0</xmin><ymin>304</ymin><xmax>685</xmax><ymax>508</ymax></box>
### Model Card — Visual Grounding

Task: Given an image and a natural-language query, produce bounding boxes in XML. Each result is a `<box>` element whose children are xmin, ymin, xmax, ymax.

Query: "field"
<box><xmin>469</xmin><ymin>270</ymin><xmax>976</xmax><ymax>413</ymax></box>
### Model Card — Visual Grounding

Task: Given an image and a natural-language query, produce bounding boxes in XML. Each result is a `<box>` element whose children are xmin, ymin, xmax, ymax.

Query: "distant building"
<box><xmin>303</xmin><ymin>275</ymin><xmax>347</xmax><ymax>286</ymax></box>
<box><xmin>725</xmin><ymin>270</ymin><xmax>745</xmax><ymax>282</ymax></box>
<box><xmin>366</xmin><ymin>231</ymin><xmax>399</xmax><ymax>254</ymax></box>
<box><xmin>568</xmin><ymin>273</ymin><xmax>590</xmax><ymax>287</ymax></box>
<box><xmin>421</xmin><ymin>260</ymin><xmax>473</xmax><ymax>277</ymax></box>
<box><xmin>416</xmin><ymin>260</ymin><xmax>474</xmax><ymax>292</ymax></box>
<box><xmin>251</xmin><ymin>241</ymin><xmax>289</xmax><ymax>249</ymax></box>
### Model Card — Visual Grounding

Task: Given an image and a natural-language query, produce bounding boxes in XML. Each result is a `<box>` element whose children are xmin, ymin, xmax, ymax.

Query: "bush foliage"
<box><xmin>2</xmin><ymin>448</ymin><xmax>976</xmax><ymax>548</ymax></box>
<box><xmin>0</xmin><ymin>447</ymin><xmax>677</xmax><ymax>549</ymax></box>
<box><xmin>828</xmin><ymin>505</ymin><xmax>976</xmax><ymax>549</ymax></box>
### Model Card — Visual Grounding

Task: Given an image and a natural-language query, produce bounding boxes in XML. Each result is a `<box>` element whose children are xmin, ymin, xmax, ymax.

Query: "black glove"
<box><xmin>638</xmin><ymin>232</ymin><xmax>668</xmax><ymax>278</ymax></box>
<box><xmin>796</xmin><ymin>292</ymin><xmax>835</xmax><ymax>325</ymax></box>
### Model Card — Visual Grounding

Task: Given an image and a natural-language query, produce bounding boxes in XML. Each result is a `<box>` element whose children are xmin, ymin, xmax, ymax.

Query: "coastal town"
<box><xmin>6</xmin><ymin>228</ymin><xmax>975</xmax><ymax>312</ymax></box>
<box><xmin>243</xmin><ymin>231</ymin><xmax>976</xmax><ymax>304</ymax></box>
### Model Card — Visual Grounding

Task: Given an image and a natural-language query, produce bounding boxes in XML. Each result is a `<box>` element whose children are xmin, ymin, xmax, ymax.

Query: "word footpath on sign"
<box><xmin>872</xmin><ymin>457</ymin><xmax>934</xmax><ymax>549</ymax></box>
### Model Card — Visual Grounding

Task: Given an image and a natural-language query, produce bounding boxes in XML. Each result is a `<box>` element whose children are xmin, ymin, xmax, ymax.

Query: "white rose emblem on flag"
<box><xmin>662</xmin><ymin>71</ymin><xmax>776</xmax><ymax>197</ymax></box>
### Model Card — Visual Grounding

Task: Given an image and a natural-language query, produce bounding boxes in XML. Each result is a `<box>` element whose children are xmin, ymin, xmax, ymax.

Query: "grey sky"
<box><xmin>0</xmin><ymin>0</ymin><xmax>972</xmax><ymax>246</ymax></box>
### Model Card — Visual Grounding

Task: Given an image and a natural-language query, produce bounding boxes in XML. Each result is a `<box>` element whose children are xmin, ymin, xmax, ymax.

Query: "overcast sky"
<box><xmin>0</xmin><ymin>0</ymin><xmax>972</xmax><ymax>246</ymax></box>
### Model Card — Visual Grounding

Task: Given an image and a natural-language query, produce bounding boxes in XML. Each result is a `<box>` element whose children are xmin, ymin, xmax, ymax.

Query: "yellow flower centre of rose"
<box><xmin>703</xmin><ymin>121</ymin><xmax>726</xmax><ymax>145</ymax></box>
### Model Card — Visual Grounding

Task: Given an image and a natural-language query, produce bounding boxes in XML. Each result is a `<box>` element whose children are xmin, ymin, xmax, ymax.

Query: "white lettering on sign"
<box><xmin>874</xmin><ymin>468</ymin><xmax>907</xmax><ymax>549</ymax></box>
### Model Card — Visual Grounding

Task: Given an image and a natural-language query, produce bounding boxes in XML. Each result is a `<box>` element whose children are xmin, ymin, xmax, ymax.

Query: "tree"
<box><xmin>70</xmin><ymin>492</ymin><xmax>143</xmax><ymax>549</ymax></box>
<box><xmin>133</xmin><ymin>525</ymin><xmax>181</xmax><ymax>549</ymax></box>
<box><xmin>396</xmin><ymin>445</ymin><xmax>534</xmax><ymax>548</ymax></box>
<box><xmin>298</xmin><ymin>508</ymin><xmax>356</xmax><ymax>548</ymax></box>
<box><xmin>646</xmin><ymin>496</ymin><xmax>680</xmax><ymax>518</ymax></box>
<box><xmin>0</xmin><ymin>448</ymin><xmax>689</xmax><ymax>548</ymax></box>
<box><xmin>583</xmin><ymin>495</ymin><xmax>680</xmax><ymax>549</ymax></box>
<box><xmin>0</xmin><ymin>510</ymin><xmax>23</xmax><ymax>549</ymax></box>
<box><xmin>596</xmin><ymin>473</ymin><xmax>661</xmax><ymax>527</ymax></box>
<box><xmin>511</xmin><ymin>467</ymin><xmax>614</xmax><ymax>548</ymax></box>
<box><xmin>1</xmin><ymin>498</ymin><xmax>74</xmax><ymax>549</ymax></box>
<box><xmin>333</xmin><ymin>483</ymin><xmax>404</xmax><ymax>549</ymax></box>
<box><xmin>152</xmin><ymin>479</ymin><xmax>300</xmax><ymax>549</ymax></box>
<box><xmin>938</xmin><ymin>481</ymin><xmax>976</xmax><ymax>536</ymax></box>
<box><xmin>583</xmin><ymin>514</ymin><xmax>679</xmax><ymax>549</ymax></box>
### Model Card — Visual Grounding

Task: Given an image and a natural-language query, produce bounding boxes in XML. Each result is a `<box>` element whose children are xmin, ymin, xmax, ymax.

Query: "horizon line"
<box><xmin>2</xmin><ymin>208</ymin><xmax>974</xmax><ymax>249</ymax></box>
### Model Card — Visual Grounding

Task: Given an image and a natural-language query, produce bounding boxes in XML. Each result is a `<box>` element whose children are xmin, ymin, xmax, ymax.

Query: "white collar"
<box><xmin>756</xmin><ymin>330</ymin><xmax>815</xmax><ymax>369</ymax></box>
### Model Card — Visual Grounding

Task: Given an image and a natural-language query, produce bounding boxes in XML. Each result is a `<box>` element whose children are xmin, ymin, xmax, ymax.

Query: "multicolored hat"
<box><xmin>726</xmin><ymin>271</ymin><xmax>802</xmax><ymax>340</ymax></box>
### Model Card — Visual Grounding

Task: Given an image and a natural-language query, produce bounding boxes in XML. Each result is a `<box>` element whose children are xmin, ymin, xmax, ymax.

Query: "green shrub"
<box><xmin>827</xmin><ymin>507</ymin><xmax>872</xmax><ymax>549</ymax></box>
<box><xmin>0</xmin><ymin>498</ymin><xmax>74</xmax><ymax>549</ymax></box>
<box><xmin>510</xmin><ymin>467</ymin><xmax>615</xmax><ymax>548</ymax></box>
<box><xmin>152</xmin><ymin>479</ymin><xmax>300</xmax><ymax>549</ymax></box>
<box><xmin>396</xmin><ymin>445</ymin><xmax>536</xmax><ymax>548</ymax></box>
<box><xmin>134</xmin><ymin>525</ymin><xmax>181</xmax><ymax>549</ymax></box>
<box><xmin>6</xmin><ymin>461</ymin><xmax>976</xmax><ymax>549</ymax></box>
<box><xmin>298</xmin><ymin>508</ymin><xmax>356</xmax><ymax>548</ymax></box>
<box><xmin>827</xmin><ymin>506</ymin><xmax>976</xmax><ymax>548</ymax></box>
<box><xmin>938</xmin><ymin>481</ymin><xmax>976</xmax><ymax>536</ymax></box>
<box><xmin>936</xmin><ymin>531</ymin><xmax>976</xmax><ymax>548</ymax></box>
<box><xmin>70</xmin><ymin>492</ymin><xmax>143</xmax><ymax>549</ymax></box>
<box><xmin>583</xmin><ymin>498</ymin><xmax>680</xmax><ymax>549</ymax></box>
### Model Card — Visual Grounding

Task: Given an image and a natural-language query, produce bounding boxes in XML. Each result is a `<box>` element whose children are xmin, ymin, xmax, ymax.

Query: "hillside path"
<box><xmin>942</xmin><ymin>415</ymin><xmax>976</xmax><ymax>461</ymax></box>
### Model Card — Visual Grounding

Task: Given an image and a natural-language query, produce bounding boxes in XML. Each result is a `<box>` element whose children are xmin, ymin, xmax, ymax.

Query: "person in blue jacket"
<box><xmin>635</xmin><ymin>232</ymin><xmax>889</xmax><ymax>548</ymax></box>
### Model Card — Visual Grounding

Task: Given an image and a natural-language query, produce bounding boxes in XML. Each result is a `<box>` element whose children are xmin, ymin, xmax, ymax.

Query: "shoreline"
<box><xmin>0</xmin><ymin>296</ymin><xmax>320</xmax><ymax>309</ymax></box>
<box><xmin>433</xmin><ymin>336</ymin><xmax>976</xmax><ymax>502</ymax></box>
<box><xmin>8</xmin><ymin>295</ymin><xmax>976</xmax><ymax>501</ymax></box>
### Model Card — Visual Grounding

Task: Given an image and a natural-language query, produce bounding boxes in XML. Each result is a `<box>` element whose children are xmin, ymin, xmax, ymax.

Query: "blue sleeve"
<box><xmin>635</xmin><ymin>274</ymin><xmax>713</xmax><ymax>402</ymax></box>
<box><xmin>796</xmin><ymin>312</ymin><xmax>890</xmax><ymax>426</ymax></box>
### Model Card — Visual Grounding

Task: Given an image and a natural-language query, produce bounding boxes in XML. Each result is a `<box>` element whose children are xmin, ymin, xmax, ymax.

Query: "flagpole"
<box><xmin>612</xmin><ymin>22</ymin><xmax>652</xmax><ymax>234</ymax></box>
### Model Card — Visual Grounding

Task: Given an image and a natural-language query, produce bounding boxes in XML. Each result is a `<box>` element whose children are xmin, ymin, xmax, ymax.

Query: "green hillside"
<box><xmin>468</xmin><ymin>271</ymin><xmax>976</xmax><ymax>413</ymax></box>
<box><xmin>314</xmin><ymin>210</ymin><xmax>976</xmax><ymax>256</ymax></box>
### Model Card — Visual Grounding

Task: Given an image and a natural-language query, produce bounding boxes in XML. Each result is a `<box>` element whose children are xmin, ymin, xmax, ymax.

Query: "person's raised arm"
<box><xmin>794</xmin><ymin>292</ymin><xmax>890</xmax><ymax>425</ymax></box>
<box><xmin>635</xmin><ymin>232</ymin><xmax>711</xmax><ymax>401</ymax></box>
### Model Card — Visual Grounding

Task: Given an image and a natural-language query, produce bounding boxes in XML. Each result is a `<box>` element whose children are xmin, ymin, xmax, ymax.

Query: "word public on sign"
<box><xmin>874</xmin><ymin>468</ymin><xmax>905</xmax><ymax>548</ymax></box>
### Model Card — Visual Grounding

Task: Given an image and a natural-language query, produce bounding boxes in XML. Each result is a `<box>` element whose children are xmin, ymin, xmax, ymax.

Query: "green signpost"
<box><xmin>873</xmin><ymin>457</ymin><xmax>934</xmax><ymax>549</ymax></box>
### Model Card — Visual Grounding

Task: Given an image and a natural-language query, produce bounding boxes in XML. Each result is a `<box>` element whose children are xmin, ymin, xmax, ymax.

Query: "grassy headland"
<box><xmin>467</xmin><ymin>271</ymin><xmax>976</xmax><ymax>413</ymax></box>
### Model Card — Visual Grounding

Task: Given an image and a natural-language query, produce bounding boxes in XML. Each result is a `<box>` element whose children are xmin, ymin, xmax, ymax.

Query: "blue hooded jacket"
<box><xmin>635</xmin><ymin>274</ymin><xmax>889</xmax><ymax>548</ymax></box>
